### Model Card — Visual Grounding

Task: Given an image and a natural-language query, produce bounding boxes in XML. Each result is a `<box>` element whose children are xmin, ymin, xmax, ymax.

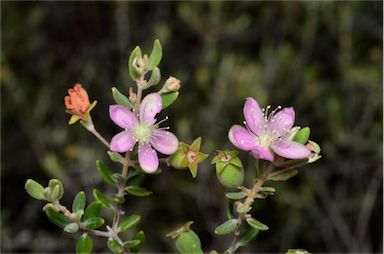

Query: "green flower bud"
<box><xmin>216</xmin><ymin>163</ymin><xmax>244</xmax><ymax>188</ymax></box>
<box><xmin>212</xmin><ymin>150</ymin><xmax>244</xmax><ymax>188</ymax></box>
<box><xmin>162</xmin><ymin>76</ymin><xmax>181</xmax><ymax>93</ymax></box>
<box><xmin>175</xmin><ymin>230</ymin><xmax>203</xmax><ymax>254</ymax></box>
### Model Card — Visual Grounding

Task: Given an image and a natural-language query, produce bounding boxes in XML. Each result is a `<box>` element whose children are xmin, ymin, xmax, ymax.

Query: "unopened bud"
<box><xmin>163</xmin><ymin>76</ymin><xmax>181</xmax><ymax>93</ymax></box>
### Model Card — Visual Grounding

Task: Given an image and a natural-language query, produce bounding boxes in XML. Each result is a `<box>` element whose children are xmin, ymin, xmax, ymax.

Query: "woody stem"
<box><xmin>226</xmin><ymin>161</ymin><xmax>274</xmax><ymax>253</ymax></box>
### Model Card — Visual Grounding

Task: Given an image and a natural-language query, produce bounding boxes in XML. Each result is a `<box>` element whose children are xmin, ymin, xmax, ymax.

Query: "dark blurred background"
<box><xmin>1</xmin><ymin>1</ymin><xmax>382</xmax><ymax>253</ymax></box>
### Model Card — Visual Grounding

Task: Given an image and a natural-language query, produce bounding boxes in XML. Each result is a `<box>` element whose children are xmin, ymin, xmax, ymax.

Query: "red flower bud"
<box><xmin>64</xmin><ymin>83</ymin><xmax>90</xmax><ymax>117</ymax></box>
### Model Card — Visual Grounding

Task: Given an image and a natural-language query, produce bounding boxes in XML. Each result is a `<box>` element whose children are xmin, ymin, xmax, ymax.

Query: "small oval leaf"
<box><xmin>83</xmin><ymin>217</ymin><xmax>105</xmax><ymax>229</ymax></box>
<box><xmin>25</xmin><ymin>179</ymin><xmax>45</xmax><ymax>200</ymax></box>
<box><xmin>84</xmin><ymin>201</ymin><xmax>102</xmax><ymax>220</ymax></box>
<box><xmin>161</xmin><ymin>91</ymin><xmax>179</xmax><ymax>109</ymax></box>
<box><xmin>123</xmin><ymin>240</ymin><xmax>140</xmax><ymax>248</ymax></box>
<box><xmin>45</xmin><ymin>208</ymin><xmax>71</xmax><ymax>229</ymax></box>
<box><xmin>93</xmin><ymin>189</ymin><xmax>112</xmax><ymax>208</ymax></box>
<box><xmin>269</xmin><ymin>170</ymin><xmax>298</xmax><ymax>181</ymax></box>
<box><xmin>238</xmin><ymin>228</ymin><xmax>259</xmax><ymax>247</ymax></box>
<box><xmin>108</xmin><ymin>239</ymin><xmax>124</xmax><ymax>254</ymax></box>
<box><xmin>129</xmin><ymin>46</ymin><xmax>141</xmax><ymax>80</ymax></box>
<box><xmin>76</xmin><ymin>234</ymin><xmax>93</xmax><ymax>254</ymax></box>
<box><xmin>72</xmin><ymin>191</ymin><xmax>86</xmax><ymax>213</ymax></box>
<box><xmin>246</xmin><ymin>218</ymin><xmax>268</xmax><ymax>231</ymax></box>
<box><xmin>214</xmin><ymin>219</ymin><xmax>238</xmax><ymax>235</ymax></box>
<box><xmin>119</xmin><ymin>214</ymin><xmax>141</xmax><ymax>232</ymax></box>
<box><xmin>125</xmin><ymin>186</ymin><xmax>152</xmax><ymax>197</ymax></box>
<box><xmin>112</xmin><ymin>87</ymin><xmax>134</xmax><ymax>109</ymax></box>
<box><xmin>148</xmin><ymin>39</ymin><xmax>162</xmax><ymax>70</ymax></box>
<box><xmin>96</xmin><ymin>160</ymin><xmax>116</xmax><ymax>185</ymax></box>
<box><xmin>225</xmin><ymin>192</ymin><xmax>246</xmax><ymax>200</ymax></box>
<box><xmin>130</xmin><ymin>231</ymin><xmax>145</xmax><ymax>253</ymax></box>
<box><xmin>64</xmin><ymin>222</ymin><xmax>79</xmax><ymax>233</ymax></box>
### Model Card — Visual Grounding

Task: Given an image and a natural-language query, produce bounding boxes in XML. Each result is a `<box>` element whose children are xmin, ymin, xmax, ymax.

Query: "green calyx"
<box><xmin>212</xmin><ymin>150</ymin><xmax>244</xmax><ymax>188</ymax></box>
<box><xmin>167</xmin><ymin>221</ymin><xmax>203</xmax><ymax>254</ymax></box>
<box><xmin>169</xmin><ymin>137</ymin><xmax>209</xmax><ymax>178</ymax></box>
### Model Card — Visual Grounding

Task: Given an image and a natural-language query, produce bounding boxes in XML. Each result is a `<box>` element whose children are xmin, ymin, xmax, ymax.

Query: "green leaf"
<box><xmin>214</xmin><ymin>219</ymin><xmax>238</xmax><ymax>235</ymax></box>
<box><xmin>148</xmin><ymin>39</ymin><xmax>162</xmax><ymax>70</ymax></box>
<box><xmin>108</xmin><ymin>239</ymin><xmax>124</xmax><ymax>254</ymax></box>
<box><xmin>161</xmin><ymin>91</ymin><xmax>179</xmax><ymax>109</ymax></box>
<box><xmin>246</xmin><ymin>218</ymin><xmax>268</xmax><ymax>231</ymax></box>
<box><xmin>293</xmin><ymin>127</ymin><xmax>310</xmax><ymax>144</ymax></box>
<box><xmin>64</xmin><ymin>222</ymin><xmax>79</xmax><ymax>233</ymax></box>
<box><xmin>25</xmin><ymin>179</ymin><xmax>45</xmax><ymax>200</ymax></box>
<box><xmin>238</xmin><ymin>228</ymin><xmax>259</xmax><ymax>247</ymax></box>
<box><xmin>119</xmin><ymin>214</ymin><xmax>141</xmax><ymax>232</ymax></box>
<box><xmin>45</xmin><ymin>179</ymin><xmax>64</xmax><ymax>202</ymax></box>
<box><xmin>75</xmin><ymin>209</ymin><xmax>84</xmax><ymax>220</ymax></box>
<box><xmin>126</xmin><ymin>174</ymin><xmax>145</xmax><ymax>187</ymax></box>
<box><xmin>84</xmin><ymin>201</ymin><xmax>102</xmax><ymax>220</ymax></box>
<box><xmin>130</xmin><ymin>231</ymin><xmax>145</xmax><ymax>253</ymax></box>
<box><xmin>76</xmin><ymin>234</ymin><xmax>93</xmax><ymax>254</ymax></box>
<box><xmin>93</xmin><ymin>189</ymin><xmax>112</xmax><ymax>208</ymax></box>
<box><xmin>108</xmin><ymin>151</ymin><xmax>123</xmax><ymax>163</ymax></box>
<box><xmin>225</xmin><ymin>192</ymin><xmax>246</xmax><ymax>200</ymax></box>
<box><xmin>144</xmin><ymin>67</ymin><xmax>161</xmax><ymax>88</ymax></box>
<box><xmin>269</xmin><ymin>170</ymin><xmax>298</xmax><ymax>181</ymax></box>
<box><xmin>259</xmin><ymin>186</ymin><xmax>276</xmax><ymax>195</ymax></box>
<box><xmin>83</xmin><ymin>217</ymin><xmax>105</xmax><ymax>229</ymax></box>
<box><xmin>129</xmin><ymin>46</ymin><xmax>141</xmax><ymax>80</ymax></box>
<box><xmin>72</xmin><ymin>191</ymin><xmax>86</xmax><ymax>213</ymax></box>
<box><xmin>125</xmin><ymin>186</ymin><xmax>152</xmax><ymax>197</ymax></box>
<box><xmin>123</xmin><ymin>240</ymin><xmax>140</xmax><ymax>248</ymax></box>
<box><xmin>96</xmin><ymin>160</ymin><xmax>116</xmax><ymax>185</ymax></box>
<box><xmin>45</xmin><ymin>208</ymin><xmax>71</xmax><ymax>228</ymax></box>
<box><xmin>226</xmin><ymin>200</ymin><xmax>234</xmax><ymax>219</ymax></box>
<box><xmin>112</xmin><ymin>87</ymin><xmax>134</xmax><ymax>109</ymax></box>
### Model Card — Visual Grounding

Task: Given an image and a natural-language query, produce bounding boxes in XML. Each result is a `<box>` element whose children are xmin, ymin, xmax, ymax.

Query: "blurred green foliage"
<box><xmin>1</xmin><ymin>2</ymin><xmax>382</xmax><ymax>253</ymax></box>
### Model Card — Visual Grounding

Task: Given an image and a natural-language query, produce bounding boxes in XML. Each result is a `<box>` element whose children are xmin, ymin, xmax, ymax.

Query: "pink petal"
<box><xmin>243</xmin><ymin>97</ymin><xmax>264</xmax><ymax>135</ymax></box>
<box><xmin>138</xmin><ymin>143</ymin><xmax>159</xmax><ymax>173</ymax></box>
<box><xmin>139</xmin><ymin>93</ymin><xmax>162</xmax><ymax>125</ymax></box>
<box><xmin>150</xmin><ymin>129</ymin><xmax>179</xmax><ymax>155</ymax></box>
<box><xmin>228</xmin><ymin>125</ymin><xmax>257</xmax><ymax>151</ymax></box>
<box><xmin>251</xmin><ymin>145</ymin><xmax>274</xmax><ymax>162</ymax></box>
<box><xmin>269</xmin><ymin>107</ymin><xmax>295</xmax><ymax>135</ymax></box>
<box><xmin>272</xmin><ymin>140</ymin><xmax>311</xmax><ymax>159</ymax></box>
<box><xmin>110</xmin><ymin>131</ymin><xmax>136</xmax><ymax>153</ymax></box>
<box><xmin>109</xmin><ymin>105</ymin><xmax>138</xmax><ymax>129</ymax></box>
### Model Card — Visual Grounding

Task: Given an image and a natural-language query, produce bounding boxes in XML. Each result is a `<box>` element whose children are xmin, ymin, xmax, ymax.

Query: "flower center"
<box><xmin>258</xmin><ymin>133</ymin><xmax>274</xmax><ymax>148</ymax></box>
<box><xmin>134</xmin><ymin>123</ymin><xmax>152</xmax><ymax>143</ymax></box>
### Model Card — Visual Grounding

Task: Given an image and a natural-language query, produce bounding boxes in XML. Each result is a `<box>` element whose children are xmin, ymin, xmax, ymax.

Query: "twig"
<box><xmin>226</xmin><ymin>161</ymin><xmax>274</xmax><ymax>253</ymax></box>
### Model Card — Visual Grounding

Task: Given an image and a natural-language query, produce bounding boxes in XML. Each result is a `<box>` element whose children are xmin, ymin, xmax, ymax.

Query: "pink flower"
<box><xmin>109</xmin><ymin>93</ymin><xmax>179</xmax><ymax>173</ymax></box>
<box><xmin>228</xmin><ymin>97</ymin><xmax>311</xmax><ymax>162</ymax></box>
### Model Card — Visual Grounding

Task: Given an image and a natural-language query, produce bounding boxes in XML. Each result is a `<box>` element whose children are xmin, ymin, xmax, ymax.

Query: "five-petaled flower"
<box><xmin>228</xmin><ymin>97</ymin><xmax>311</xmax><ymax>162</ymax></box>
<box><xmin>64</xmin><ymin>83</ymin><xmax>96</xmax><ymax>124</ymax></box>
<box><xmin>109</xmin><ymin>93</ymin><xmax>179</xmax><ymax>173</ymax></box>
